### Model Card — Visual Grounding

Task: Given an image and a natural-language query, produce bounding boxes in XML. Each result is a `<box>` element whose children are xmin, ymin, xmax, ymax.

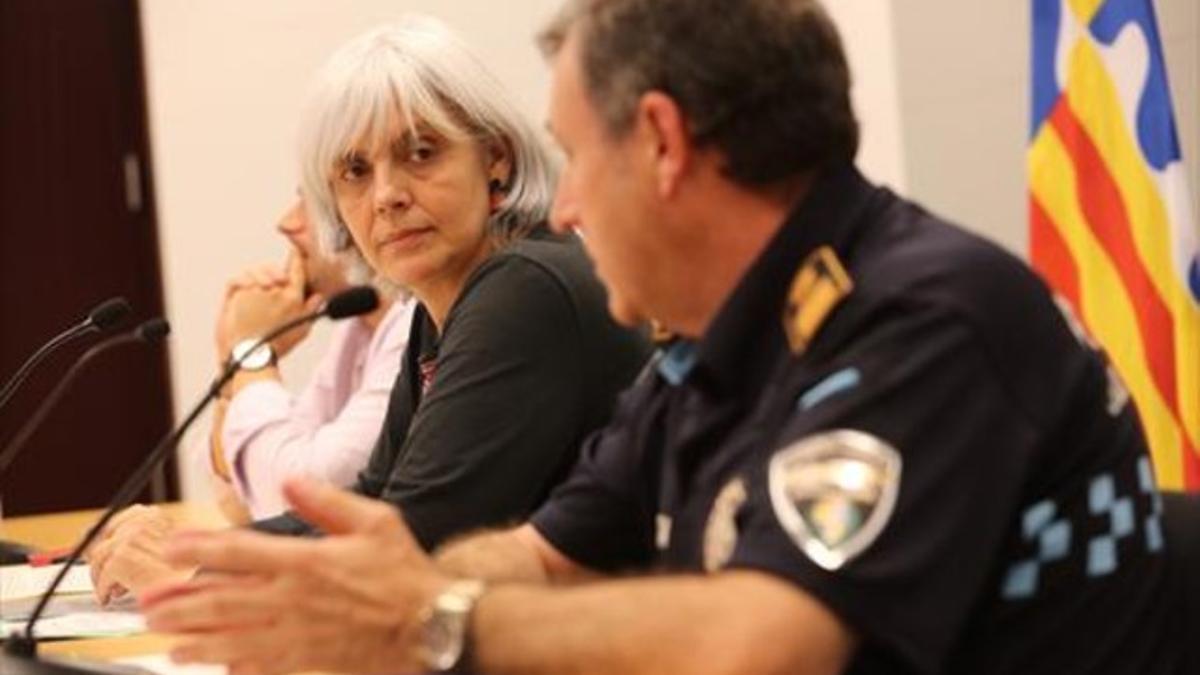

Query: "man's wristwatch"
<box><xmin>229</xmin><ymin>338</ymin><xmax>275</xmax><ymax>371</ymax></box>
<box><xmin>417</xmin><ymin>579</ymin><xmax>486</xmax><ymax>672</ymax></box>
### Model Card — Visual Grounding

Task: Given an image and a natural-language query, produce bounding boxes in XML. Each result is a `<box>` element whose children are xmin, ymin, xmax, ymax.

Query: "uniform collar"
<box><xmin>687</xmin><ymin>163</ymin><xmax>879</xmax><ymax>394</ymax></box>
<box><xmin>656</xmin><ymin>340</ymin><xmax>699</xmax><ymax>386</ymax></box>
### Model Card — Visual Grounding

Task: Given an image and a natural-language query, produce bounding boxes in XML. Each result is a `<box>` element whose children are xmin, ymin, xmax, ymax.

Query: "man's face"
<box><xmin>546</xmin><ymin>33</ymin><xmax>664</xmax><ymax>328</ymax></box>
<box><xmin>276</xmin><ymin>200</ymin><xmax>346</xmax><ymax>297</ymax></box>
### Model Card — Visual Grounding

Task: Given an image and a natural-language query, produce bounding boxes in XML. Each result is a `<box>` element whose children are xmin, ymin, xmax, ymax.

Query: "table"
<box><xmin>1</xmin><ymin>502</ymin><xmax>228</xmax><ymax>661</ymax></box>
<box><xmin>1</xmin><ymin>503</ymin><xmax>227</xmax><ymax>551</ymax></box>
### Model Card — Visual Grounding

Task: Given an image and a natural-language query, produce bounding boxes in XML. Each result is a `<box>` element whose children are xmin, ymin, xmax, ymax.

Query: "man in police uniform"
<box><xmin>139</xmin><ymin>0</ymin><xmax>1182</xmax><ymax>673</ymax></box>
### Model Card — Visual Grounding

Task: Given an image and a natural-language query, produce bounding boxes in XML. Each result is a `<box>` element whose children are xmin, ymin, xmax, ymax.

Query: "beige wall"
<box><xmin>823</xmin><ymin>2</ymin><xmax>908</xmax><ymax>191</ymax></box>
<box><xmin>892</xmin><ymin>0</ymin><xmax>1198</xmax><ymax>255</ymax></box>
<box><xmin>143</xmin><ymin>2</ymin><xmax>1195</xmax><ymax>501</ymax></box>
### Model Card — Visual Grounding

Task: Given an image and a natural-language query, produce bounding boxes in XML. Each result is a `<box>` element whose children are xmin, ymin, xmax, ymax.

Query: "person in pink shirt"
<box><xmin>208</xmin><ymin>200</ymin><xmax>414</xmax><ymax>521</ymax></box>
<box><xmin>84</xmin><ymin>202</ymin><xmax>413</xmax><ymax>596</ymax></box>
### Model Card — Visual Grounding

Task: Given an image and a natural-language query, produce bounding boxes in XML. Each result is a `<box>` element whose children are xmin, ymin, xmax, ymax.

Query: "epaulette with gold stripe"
<box><xmin>783</xmin><ymin>245</ymin><xmax>853</xmax><ymax>356</ymax></box>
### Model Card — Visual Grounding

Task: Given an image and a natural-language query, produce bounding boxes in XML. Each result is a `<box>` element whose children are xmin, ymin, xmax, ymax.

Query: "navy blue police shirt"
<box><xmin>530</xmin><ymin>165</ymin><xmax>1181</xmax><ymax>674</ymax></box>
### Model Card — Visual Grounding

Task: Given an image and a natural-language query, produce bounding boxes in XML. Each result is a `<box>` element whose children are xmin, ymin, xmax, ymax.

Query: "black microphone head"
<box><xmin>135</xmin><ymin>318</ymin><xmax>171</xmax><ymax>343</ymax></box>
<box><xmin>88</xmin><ymin>297</ymin><xmax>132</xmax><ymax>331</ymax></box>
<box><xmin>325</xmin><ymin>286</ymin><xmax>379</xmax><ymax>319</ymax></box>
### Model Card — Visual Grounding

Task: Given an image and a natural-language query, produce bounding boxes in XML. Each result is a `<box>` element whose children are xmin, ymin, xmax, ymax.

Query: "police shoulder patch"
<box><xmin>768</xmin><ymin>429</ymin><xmax>901</xmax><ymax>571</ymax></box>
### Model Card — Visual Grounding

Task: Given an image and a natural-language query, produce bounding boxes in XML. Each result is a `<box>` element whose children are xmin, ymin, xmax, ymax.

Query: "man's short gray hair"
<box><xmin>299</xmin><ymin>15</ymin><xmax>556</xmax><ymax>282</ymax></box>
<box><xmin>539</xmin><ymin>0</ymin><xmax>858</xmax><ymax>187</ymax></box>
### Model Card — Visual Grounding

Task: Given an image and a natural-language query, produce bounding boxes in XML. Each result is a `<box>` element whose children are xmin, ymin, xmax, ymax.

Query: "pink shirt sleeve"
<box><xmin>221</xmin><ymin>298</ymin><xmax>415</xmax><ymax>519</ymax></box>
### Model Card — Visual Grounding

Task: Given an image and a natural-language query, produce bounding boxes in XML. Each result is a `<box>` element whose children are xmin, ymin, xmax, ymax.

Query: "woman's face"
<box><xmin>330</xmin><ymin>111</ymin><xmax>505</xmax><ymax>300</ymax></box>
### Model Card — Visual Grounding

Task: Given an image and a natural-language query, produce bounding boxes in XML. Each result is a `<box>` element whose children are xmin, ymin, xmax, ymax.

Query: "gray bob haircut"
<box><xmin>298</xmin><ymin>15</ymin><xmax>556</xmax><ymax>282</ymax></box>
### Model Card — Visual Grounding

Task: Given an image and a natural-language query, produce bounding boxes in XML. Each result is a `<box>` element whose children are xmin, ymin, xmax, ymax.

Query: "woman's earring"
<box><xmin>488</xmin><ymin>178</ymin><xmax>505</xmax><ymax>211</ymax></box>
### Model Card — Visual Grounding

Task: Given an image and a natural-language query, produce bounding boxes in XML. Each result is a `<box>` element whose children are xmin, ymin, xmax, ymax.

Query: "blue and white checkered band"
<box><xmin>1000</xmin><ymin>499</ymin><xmax>1073</xmax><ymax>600</ymax></box>
<box><xmin>1000</xmin><ymin>455</ymin><xmax>1164</xmax><ymax>600</ymax></box>
<box><xmin>768</xmin><ymin>430</ymin><xmax>902</xmax><ymax>571</ymax></box>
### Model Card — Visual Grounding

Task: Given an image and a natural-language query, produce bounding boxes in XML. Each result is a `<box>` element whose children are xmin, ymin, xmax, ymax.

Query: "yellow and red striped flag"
<box><xmin>1030</xmin><ymin>0</ymin><xmax>1200</xmax><ymax>488</ymax></box>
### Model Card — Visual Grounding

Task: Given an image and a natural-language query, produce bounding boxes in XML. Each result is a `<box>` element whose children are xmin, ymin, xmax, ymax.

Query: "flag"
<box><xmin>1029</xmin><ymin>0</ymin><xmax>1200</xmax><ymax>489</ymax></box>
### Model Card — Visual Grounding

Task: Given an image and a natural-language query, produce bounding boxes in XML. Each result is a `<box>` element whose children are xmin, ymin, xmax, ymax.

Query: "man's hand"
<box><xmin>83</xmin><ymin>505</ymin><xmax>192</xmax><ymax>605</ymax></box>
<box><xmin>215</xmin><ymin>252</ymin><xmax>323</xmax><ymax>362</ymax></box>
<box><xmin>141</xmin><ymin>479</ymin><xmax>452</xmax><ymax>675</ymax></box>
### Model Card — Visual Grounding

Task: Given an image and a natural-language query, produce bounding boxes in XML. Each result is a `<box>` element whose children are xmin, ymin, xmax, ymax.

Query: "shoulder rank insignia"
<box><xmin>768</xmin><ymin>429</ymin><xmax>901</xmax><ymax>571</ymax></box>
<box><xmin>783</xmin><ymin>246</ymin><xmax>853</xmax><ymax>355</ymax></box>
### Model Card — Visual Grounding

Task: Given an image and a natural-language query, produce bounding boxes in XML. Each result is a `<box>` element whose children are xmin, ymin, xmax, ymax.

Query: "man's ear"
<box><xmin>636</xmin><ymin>91</ymin><xmax>691</xmax><ymax>198</ymax></box>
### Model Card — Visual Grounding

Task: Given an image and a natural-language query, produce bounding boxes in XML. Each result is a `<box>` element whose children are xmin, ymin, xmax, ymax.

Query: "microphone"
<box><xmin>0</xmin><ymin>319</ymin><xmax>170</xmax><ymax>478</ymax></box>
<box><xmin>0</xmin><ymin>297</ymin><xmax>131</xmax><ymax>414</ymax></box>
<box><xmin>324</xmin><ymin>285</ymin><xmax>379</xmax><ymax>319</ymax></box>
<box><xmin>88</xmin><ymin>299</ymin><xmax>133</xmax><ymax>330</ymax></box>
<box><xmin>3</xmin><ymin>286</ymin><xmax>378</xmax><ymax>661</ymax></box>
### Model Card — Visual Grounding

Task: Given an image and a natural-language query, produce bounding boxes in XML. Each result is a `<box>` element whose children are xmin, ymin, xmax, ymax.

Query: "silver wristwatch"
<box><xmin>417</xmin><ymin>579</ymin><xmax>486</xmax><ymax>672</ymax></box>
<box><xmin>230</xmin><ymin>338</ymin><xmax>275</xmax><ymax>371</ymax></box>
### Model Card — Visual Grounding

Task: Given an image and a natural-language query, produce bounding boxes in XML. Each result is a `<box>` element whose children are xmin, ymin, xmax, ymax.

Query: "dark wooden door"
<box><xmin>0</xmin><ymin>0</ymin><xmax>177</xmax><ymax>515</ymax></box>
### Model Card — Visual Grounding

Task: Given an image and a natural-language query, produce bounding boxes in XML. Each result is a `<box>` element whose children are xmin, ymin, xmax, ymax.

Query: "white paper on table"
<box><xmin>115</xmin><ymin>653</ymin><xmax>227</xmax><ymax>675</ymax></box>
<box><xmin>2</xmin><ymin>610</ymin><xmax>146</xmax><ymax>639</ymax></box>
<box><xmin>1</xmin><ymin>563</ymin><xmax>93</xmax><ymax>598</ymax></box>
<box><xmin>1</xmin><ymin>563</ymin><xmax>103</xmax><ymax>621</ymax></box>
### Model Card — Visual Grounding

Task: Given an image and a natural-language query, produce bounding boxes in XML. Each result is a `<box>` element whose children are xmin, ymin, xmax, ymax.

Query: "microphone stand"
<box><xmin>5</xmin><ymin>309</ymin><xmax>332</xmax><ymax>660</ymax></box>
<box><xmin>0</xmin><ymin>316</ymin><xmax>149</xmax><ymax>565</ymax></box>
<box><xmin>0</xmin><ymin>298</ymin><xmax>130</xmax><ymax>415</ymax></box>
<box><xmin>0</xmin><ymin>328</ymin><xmax>85</xmax><ymax>413</ymax></box>
<box><xmin>0</xmin><ymin>323</ymin><xmax>166</xmax><ymax>478</ymax></box>
<box><xmin>0</xmin><ymin>326</ymin><xmax>124</xmax><ymax>563</ymax></box>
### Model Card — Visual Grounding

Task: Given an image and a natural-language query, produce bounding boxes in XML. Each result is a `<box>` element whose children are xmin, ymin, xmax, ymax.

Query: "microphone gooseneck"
<box><xmin>0</xmin><ymin>297</ymin><xmax>132</xmax><ymax>414</ymax></box>
<box><xmin>0</xmin><ymin>317</ymin><xmax>165</xmax><ymax>479</ymax></box>
<box><xmin>8</xmin><ymin>286</ymin><xmax>378</xmax><ymax>656</ymax></box>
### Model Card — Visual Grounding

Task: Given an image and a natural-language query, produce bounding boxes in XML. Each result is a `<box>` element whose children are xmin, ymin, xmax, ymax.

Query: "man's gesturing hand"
<box><xmin>141</xmin><ymin>478</ymin><xmax>453</xmax><ymax>675</ymax></box>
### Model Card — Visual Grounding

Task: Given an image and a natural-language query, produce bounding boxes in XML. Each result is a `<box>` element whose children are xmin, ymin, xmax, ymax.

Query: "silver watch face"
<box><xmin>420</xmin><ymin>615</ymin><xmax>465</xmax><ymax>671</ymax></box>
<box><xmin>231</xmin><ymin>339</ymin><xmax>272</xmax><ymax>370</ymax></box>
<box><xmin>418</xmin><ymin>581</ymin><xmax>484</xmax><ymax>672</ymax></box>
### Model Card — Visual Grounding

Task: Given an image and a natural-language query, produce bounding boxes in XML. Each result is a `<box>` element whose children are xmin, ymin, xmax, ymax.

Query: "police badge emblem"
<box><xmin>702</xmin><ymin>477</ymin><xmax>747</xmax><ymax>572</ymax></box>
<box><xmin>768</xmin><ymin>430</ymin><xmax>901</xmax><ymax>570</ymax></box>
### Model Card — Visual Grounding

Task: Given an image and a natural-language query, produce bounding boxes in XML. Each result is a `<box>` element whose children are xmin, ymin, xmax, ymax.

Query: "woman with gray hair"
<box><xmin>87</xmin><ymin>14</ymin><xmax>649</xmax><ymax>601</ymax></box>
<box><xmin>258</xmin><ymin>15</ymin><xmax>649</xmax><ymax>548</ymax></box>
